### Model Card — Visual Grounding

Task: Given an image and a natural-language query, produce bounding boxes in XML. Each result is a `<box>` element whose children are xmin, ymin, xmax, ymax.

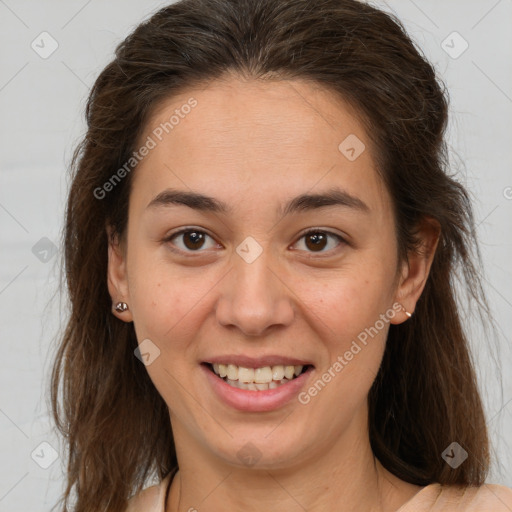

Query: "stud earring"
<box><xmin>114</xmin><ymin>302</ymin><xmax>129</xmax><ymax>313</ymax></box>
<box><xmin>399</xmin><ymin>303</ymin><xmax>412</xmax><ymax>318</ymax></box>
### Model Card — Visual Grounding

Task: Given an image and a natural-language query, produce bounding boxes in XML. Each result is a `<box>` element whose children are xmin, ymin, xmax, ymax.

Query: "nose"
<box><xmin>215</xmin><ymin>246</ymin><xmax>295</xmax><ymax>337</ymax></box>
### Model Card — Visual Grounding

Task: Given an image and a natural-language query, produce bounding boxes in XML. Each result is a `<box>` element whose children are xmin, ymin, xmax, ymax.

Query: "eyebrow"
<box><xmin>145</xmin><ymin>187</ymin><xmax>369</xmax><ymax>216</ymax></box>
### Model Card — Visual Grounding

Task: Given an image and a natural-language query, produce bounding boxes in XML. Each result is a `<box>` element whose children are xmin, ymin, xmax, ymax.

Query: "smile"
<box><xmin>208</xmin><ymin>363</ymin><xmax>309</xmax><ymax>391</ymax></box>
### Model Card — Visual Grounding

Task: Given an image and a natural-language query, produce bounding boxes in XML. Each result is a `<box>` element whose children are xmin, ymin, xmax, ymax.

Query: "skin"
<box><xmin>107</xmin><ymin>74</ymin><xmax>439</xmax><ymax>512</ymax></box>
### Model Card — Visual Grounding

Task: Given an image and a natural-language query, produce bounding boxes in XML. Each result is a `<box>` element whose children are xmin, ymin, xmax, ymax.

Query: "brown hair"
<box><xmin>50</xmin><ymin>0</ymin><xmax>496</xmax><ymax>510</ymax></box>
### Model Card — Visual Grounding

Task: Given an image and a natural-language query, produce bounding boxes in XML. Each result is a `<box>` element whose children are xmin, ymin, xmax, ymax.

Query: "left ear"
<box><xmin>390</xmin><ymin>216</ymin><xmax>441</xmax><ymax>324</ymax></box>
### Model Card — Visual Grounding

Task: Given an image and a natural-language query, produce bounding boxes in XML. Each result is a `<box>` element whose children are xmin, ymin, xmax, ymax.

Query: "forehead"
<box><xmin>144</xmin><ymin>76</ymin><xmax>367</xmax><ymax>153</ymax></box>
<box><xmin>131</xmin><ymin>75</ymin><xmax>390</xmax><ymax>216</ymax></box>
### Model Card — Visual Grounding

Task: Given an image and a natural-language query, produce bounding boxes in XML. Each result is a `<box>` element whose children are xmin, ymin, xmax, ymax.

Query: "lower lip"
<box><xmin>201</xmin><ymin>364</ymin><xmax>314</xmax><ymax>412</ymax></box>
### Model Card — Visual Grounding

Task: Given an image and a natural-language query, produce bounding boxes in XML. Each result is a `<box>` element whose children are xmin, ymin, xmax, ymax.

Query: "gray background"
<box><xmin>0</xmin><ymin>0</ymin><xmax>511</xmax><ymax>510</ymax></box>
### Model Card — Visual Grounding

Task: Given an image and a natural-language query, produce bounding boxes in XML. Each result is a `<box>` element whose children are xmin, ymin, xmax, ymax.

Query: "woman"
<box><xmin>50</xmin><ymin>0</ymin><xmax>512</xmax><ymax>511</ymax></box>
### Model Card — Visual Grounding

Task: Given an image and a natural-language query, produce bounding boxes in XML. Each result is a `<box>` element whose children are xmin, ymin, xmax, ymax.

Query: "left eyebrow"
<box><xmin>277</xmin><ymin>187</ymin><xmax>369</xmax><ymax>217</ymax></box>
<box><xmin>145</xmin><ymin>187</ymin><xmax>370</xmax><ymax>216</ymax></box>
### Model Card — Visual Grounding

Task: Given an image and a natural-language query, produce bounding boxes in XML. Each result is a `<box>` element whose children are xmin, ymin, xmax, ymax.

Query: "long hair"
<box><xmin>50</xmin><ymin>0</ymin><xmax>494</xmax><ymax>510</ymax></box>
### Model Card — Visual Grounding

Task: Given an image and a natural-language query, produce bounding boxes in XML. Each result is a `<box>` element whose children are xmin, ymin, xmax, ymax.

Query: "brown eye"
<box><xmin>166</xmin><ymin>229</ymin><xmax>217</xmax><ymax>252</ymax></box>
<box><xmin>294</xmin><ymin>230</ymin><xmax>345</xmax><ymax>254</ymax></box>
<box><xmin>165</xmin><ymin>228</ymin><xmax>345</xmax><ymax>255</ymax></box>
<box><xmin>182</xmin><ymin>231</ymin><xmax>206</xmax><ymax>250</ymax></box>
<box><xmin>305</xmin><ymin>232</ymin><xmax>328</xmax><ymax>251</ymax></box>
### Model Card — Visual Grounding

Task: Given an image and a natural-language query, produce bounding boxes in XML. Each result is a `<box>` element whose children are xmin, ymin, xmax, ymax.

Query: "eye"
<box><xmin>163</xmin><ymin>227</ymin><xmax>346</xmax><ymax>255</ymax></box>
<box><xmin>292</xmin><ymin>229</ymin><xmax>346</xmax><ymax>253</ymax></box>
<box><xmin>164</xmin><ymin>228</ymin><xmax>219</xmax><ymax>253</ymax></box>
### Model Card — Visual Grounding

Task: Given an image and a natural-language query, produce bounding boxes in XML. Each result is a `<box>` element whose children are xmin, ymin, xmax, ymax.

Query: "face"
<box><xmin>108</xmin><ymin>75</ymin><xmax>434</xmax><ymax>470</ymax></box>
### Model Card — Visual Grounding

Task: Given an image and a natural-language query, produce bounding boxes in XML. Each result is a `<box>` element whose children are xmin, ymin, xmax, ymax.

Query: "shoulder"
<box><xmin>461</xmin><ymin>484</ymin><xmax>512</xmax><ymax>510</ymax></box>
<box><xmin>401</xmin><ymin>482</ymin><xmax>512</xmax><ymax>511</ymax></box>
<box><xmin>125</xmin><ymin>474</ymin><xmax>172</xmax><ymax>512</ymax></box>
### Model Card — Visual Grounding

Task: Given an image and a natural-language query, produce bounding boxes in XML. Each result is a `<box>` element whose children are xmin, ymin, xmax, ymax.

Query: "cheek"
<box><xmin>126</xmin><ymin>253</ymin><xmax>188</xmax><ymax>340</ymax></box>
<box><xmin>133</xmin><ymin>286</ymin><xmax>189</xmax><ymax>344</ymax></box>
<box><xmin>303</xmin><ymin>267</ymin><xmax>394</xmax><ymax>340</ymax></box>
<box><xmin>127</xmin><ymin>254</ymin><xmax>222</xmax><ymax>351</ymax></box>
<box><xmin>303</xmin><ymin>277</ymin><xmax>391</xmax><ymax>416</ymax></box>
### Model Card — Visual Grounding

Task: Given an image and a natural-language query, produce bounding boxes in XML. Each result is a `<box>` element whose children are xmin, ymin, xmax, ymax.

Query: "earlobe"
<box><xmin>106</xmin><ymin>225</ymin><xmax>133</xmax><ymax>322</ymax></box>
<box><xmin>390</xmin><ymin>217</ymin><xmax>440</xmax><ymax>325</ymax></box>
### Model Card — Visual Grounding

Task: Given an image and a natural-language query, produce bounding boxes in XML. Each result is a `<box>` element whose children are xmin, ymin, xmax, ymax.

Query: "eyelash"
<box><xmin>162</xmin><ymin>227</ymin><xmax>347</xmax><ymax>255</ymax></box>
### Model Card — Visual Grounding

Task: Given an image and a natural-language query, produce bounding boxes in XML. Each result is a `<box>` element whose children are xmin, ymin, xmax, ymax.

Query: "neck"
<box><xmin>165</xmin><ymin>409</ymin><xmax>422</xmax><ymax>512</ymax></box>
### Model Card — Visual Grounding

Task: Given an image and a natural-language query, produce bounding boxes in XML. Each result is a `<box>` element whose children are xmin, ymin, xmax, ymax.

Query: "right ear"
<box><xmin>106</xmin><ymin>224</ymin><xmax>133</xmax><ymax>322</ymax></box>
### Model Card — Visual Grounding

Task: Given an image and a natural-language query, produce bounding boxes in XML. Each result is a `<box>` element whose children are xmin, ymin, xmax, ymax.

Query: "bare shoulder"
<box><xmin>434</xmin><ymin>482</ymin><xmax>512</xmax><ymax>511</ymax></box>
<box><xmin>469</xmin><ymin>483</ymin><xmax>512</xmax><ymax>509</ymax></box>
<box><xmin>125</xmin><ymin>479</ymin><xmax>163</xmax><ymax>512</ymax></box>
<box><xmin>400</xmin><ymin>482</ymin><xmax>512</xmax><ymax>511</ymax></box>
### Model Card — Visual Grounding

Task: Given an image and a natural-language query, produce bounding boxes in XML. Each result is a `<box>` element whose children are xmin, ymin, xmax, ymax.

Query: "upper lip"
<box><xmin>204</xmin><ymin>355</ymin><xmax>314</xmax><ymax>368</ymax></box>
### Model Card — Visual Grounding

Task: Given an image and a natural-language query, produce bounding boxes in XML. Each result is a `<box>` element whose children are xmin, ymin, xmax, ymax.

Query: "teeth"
<box><xmin>226</xmin><ymin>379</ymin><xmax>238</xmax><ymax>388</ymax></box>
<box><xmin>227</xmin><ymin>364</ymin><xmax>238</xmax><ymax>380</ymax></box>
<box><xmin>284</xmin><ymin>366</ymin><xmax>295</xmax><ymax>379</ymax></box>
<box><xmin>228</xmin><ymin>379</ymin><xmax>284</xmax><ymax>391</ymax></box>
<box><xmin>272</xmin><ymin>365</ymin><xmax>285</xmax><ymax>380</ymax></box>
<box><xmin>211</xmin><ymin>363</ymin><xmax>305</xmax><ymax>386</ymax></box>
<box><xmin>238</xmin><ymin>367</ymin><xmax>255</xmax><ymax>383</ymax></box>
<box><xmin>255</xmin><ymin>366</ymin><xmax>273</xmax><ymax>383</ymax></box>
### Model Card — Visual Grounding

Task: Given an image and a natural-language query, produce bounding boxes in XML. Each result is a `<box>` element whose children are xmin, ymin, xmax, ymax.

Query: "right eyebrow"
<box><xmin>146</xmin><ymin>189</ymin><xmax>231</xmax><ymax>214</ymax></box>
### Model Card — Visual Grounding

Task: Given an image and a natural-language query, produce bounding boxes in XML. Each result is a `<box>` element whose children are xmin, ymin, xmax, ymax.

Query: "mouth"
<box><xmin>202</xmin><ymin>362</ymin><xmax>313</xmax><ymax>391</ymax></box>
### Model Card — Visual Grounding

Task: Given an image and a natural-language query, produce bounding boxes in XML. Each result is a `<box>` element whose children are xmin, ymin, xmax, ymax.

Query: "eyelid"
<box><xmin>162</xmin><ymin>227</ymin><xmax>220</xmax><ymax>254</ymax></box>
<box><xmin>295</xmin><ymin>227</ymin><xmax>347</xmax><ymax>242</ymax></box>
<box><xmin>163</xmin><ymin>226</ymin><xmax>347</xmax><ymax>254</ymax></box>
<box><xmin>291</xmin><ymin>228</ymin><xmax>347</xmax><ymax>252</ymax></box>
